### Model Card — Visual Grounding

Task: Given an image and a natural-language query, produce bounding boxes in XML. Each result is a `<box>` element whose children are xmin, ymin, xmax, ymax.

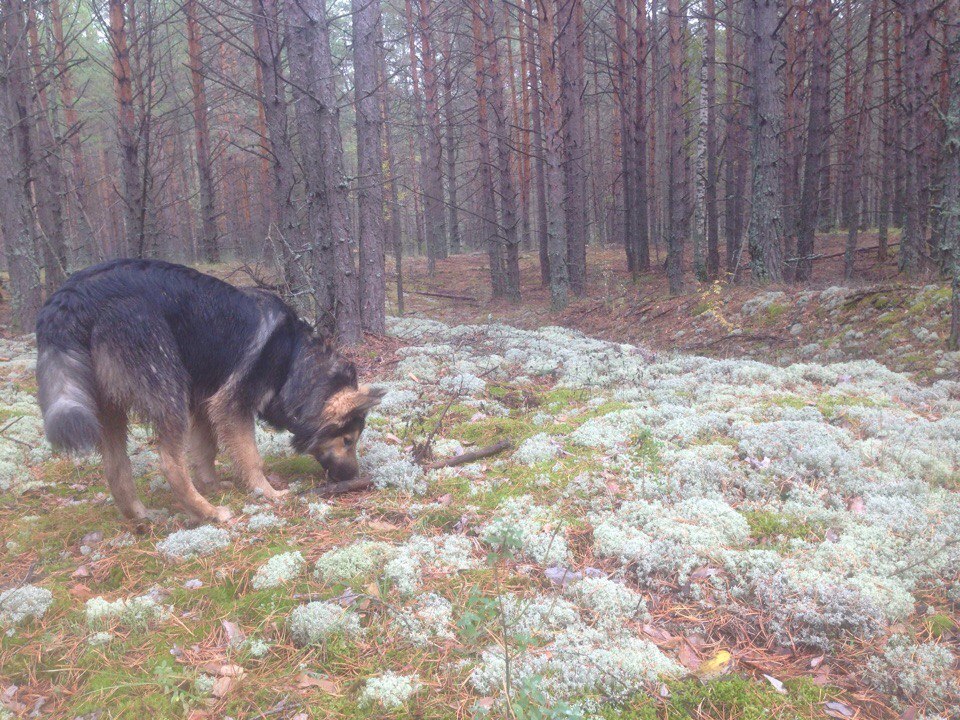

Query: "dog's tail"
<box><xmin>37</xmin><ymin>344</ymin><xmax>101</xmax><ymax>454</ymax></box>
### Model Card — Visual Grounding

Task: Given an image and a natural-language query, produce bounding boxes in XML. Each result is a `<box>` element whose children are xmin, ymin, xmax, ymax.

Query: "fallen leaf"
<box><xmin>200</xmin><ymin>662</ymin><xmax>245</xmax><ymax>678</ymax></box>
<box><xmin>222</xmin><ymin>621</ymin><xmax>245</xmax><ymax>648</ymax></box>
<box><xmin>476</xmin><ymin>698</ymin><xmax>495</xmax><ymax>710</ymax></box>
<box><xmin>900</xmin><ymin>707</ymin><xmax>918</xmax><ymax>720</ymax></box>
<box><xmin>810</xmin><ymin>655</ymin><xmax>824</xmax><ymax>669</ymax></box>
<box><xmin>848</xmin><ymin>496</ymin><xmax>865</xmax><ymax>514</ymax></box>
<box><xmin>642</xmin><ymin>624</ymin><xmax>677</xmax><ymax>645</ymax></box>
<box><xmin>72</xmin><ymin>565</ymin><xmax>91</xmax><ymax>578</ymax></box>
<box><xmin>211</xmin><ymin>676</ymin><xmax>235</xmax><ymax>699</ymax></box>
<box><xmin>695</xmin><ymin>650</ymin><xmax>733</xmax><ymax>680</ymax></box>
<box><xmin>297</xmin><ymin>673</ymin><xmax>339</xmax><ymax>694</ymax></box>
<box><xmin>365</xmin><ymin>581</ymin><xmax>381</xmax><ymax>599</ymax></box>
<box><xmin>436</xmin><ymin>493</ymin><xmax>453</xmax><ymax>506</ymax></box>
<box><xmin>69</xmin><ymin>583</ymin><xmax>94</xmax><ymax>601</ymax></box>
<box><xmin>762</xmin><ymin>674</ymin><xmax>786</xmax><ymax>694</ymax></box>
<box><xmin>366</xmin><ymin>519</ymin><xmax>399</xmax><ymax>532</ymax></box>
<box><xmin>823</xmin><ymin>701</ymin><xmax>855</xmax><ymax>718</ymax></box>
<box><xmin>690</xmin><ymin>566</ymin><xmax>717</xmax><ymax>581</ymax></box>
<box><xmin>678</xmin><ymin>640</ymin><xmax>701</xmax><ymax>671</ymax></box>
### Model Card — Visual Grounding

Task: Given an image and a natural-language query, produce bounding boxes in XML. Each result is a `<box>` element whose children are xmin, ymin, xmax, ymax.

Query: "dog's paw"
<box><xmin>210</xmin><ymin>505</ymin><xmax>233</xmax><ymax>523</ymax></box>
<box><xmin>257</xmin><ymin>486</ymin><xmax>290</xmax><ymax>502</ymax></box>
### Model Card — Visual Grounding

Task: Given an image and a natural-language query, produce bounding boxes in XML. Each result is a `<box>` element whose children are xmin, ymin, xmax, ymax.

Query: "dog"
<box><xmin>35</xmin><ymin>259</ymin><xmax>383</xmax><ymax>524</ymax></box>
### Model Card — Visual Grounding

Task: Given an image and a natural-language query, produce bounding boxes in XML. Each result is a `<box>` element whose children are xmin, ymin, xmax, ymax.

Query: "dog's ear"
<box><xmin>321</xmin><ymin>385</ymin><xmax>385</xmax><ymax>429</ymax></box>
<box><xmin>351</xmin><ymin>385</ymin><xmax>386</xmax><ymax>415</ymax></box>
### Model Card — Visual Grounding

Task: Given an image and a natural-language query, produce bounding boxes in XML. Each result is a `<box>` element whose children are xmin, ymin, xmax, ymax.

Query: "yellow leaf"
<box><xmin>695</xmin><ymin>650</ymin><xmax>733</xmax><ymax>680</ymax></box>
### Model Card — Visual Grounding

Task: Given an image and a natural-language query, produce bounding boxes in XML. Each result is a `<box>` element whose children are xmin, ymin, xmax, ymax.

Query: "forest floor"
<box><xmin>2</xmin><ymin>237</ymin><xmax>960</xmax><ymax>720</ymax></box>
<box><xmin>387</xmin><ymin>234</ymin><xmax>957</xmax><ymax>384</ymax></box>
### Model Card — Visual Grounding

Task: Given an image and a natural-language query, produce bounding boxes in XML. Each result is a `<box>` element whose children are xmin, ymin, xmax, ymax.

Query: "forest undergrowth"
<box><xmin>3</xmin><ymin>266</ymin><xmax>960</xmax><ymax>718</ymax></box>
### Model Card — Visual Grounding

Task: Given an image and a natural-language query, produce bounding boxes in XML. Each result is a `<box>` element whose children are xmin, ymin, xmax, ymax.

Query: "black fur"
<box><xmin>36</xmin><ymin>259</ymin><xmax>359</xmax><ymax>454</ymax></box>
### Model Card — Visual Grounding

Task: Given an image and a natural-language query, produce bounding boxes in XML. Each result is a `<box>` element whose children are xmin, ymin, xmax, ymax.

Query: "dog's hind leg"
<box><xmin>214</xmin><ymin>412</ymin><xmax>287</xmax><ymax>501</ymax></box>
<box><xmin>99</xmin><ymin>403</ymin><xmax>148</xmax><ymax>522</ymax></box>
<box><xmin>158</xmin><ymin>431</ymin><xmax>232</xmax><ymax>524</ymax></box>
<box><xmin>188</xmin><ymin>410</ymin><xmax>220</xmax><ymax>494</ymax></box>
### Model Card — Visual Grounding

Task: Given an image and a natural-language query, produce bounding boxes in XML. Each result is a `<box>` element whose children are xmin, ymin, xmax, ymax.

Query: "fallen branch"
<box><xmin>425</xmin><ymin>439</ymin><xmax>513</xmax><ymax>469</ymax></box>
<box><xmin>304</xmin><ymin>477</ymin><xmax>375</xmax><ymax>496</ymax></box>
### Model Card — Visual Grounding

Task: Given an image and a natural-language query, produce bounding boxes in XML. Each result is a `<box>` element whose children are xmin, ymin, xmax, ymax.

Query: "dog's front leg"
<box><xmin>158</xmin><ymin>436</ymin><xmax>233</xmax><ymax>523</ymax></box>
<box><xmin>217</xmin><ymin>414</ymin><xmax>288</xmax><ymax>501</ymax></box>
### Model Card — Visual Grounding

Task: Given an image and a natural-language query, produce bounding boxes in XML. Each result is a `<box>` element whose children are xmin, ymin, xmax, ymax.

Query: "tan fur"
<box><xmin>313</xmin><ymin>426</ymin><xmax>362</xmax><ymax>475</ymax></box>
<box><xmin>321</xmin><ymin>384</ymin><xmax>377</xmax><ymax>427</ymax></box>
<box><xmin>157</xmin><ymin>438</ymin><xmax>232</xmax><ymax>523</ymax></box>
<box><xmin>99</xmin><ymin>404</ymin><xmax>148</xmax><ymax>521</ymax></box>
<box><xmin>213</xmin><ymin>410</ymin><xmax>287</xmax><ymax>500</ymax></box>
<box><xmin>188</xmin><ymin>411</ymin><xmax>219</xmax><ymax>493</ymax></box>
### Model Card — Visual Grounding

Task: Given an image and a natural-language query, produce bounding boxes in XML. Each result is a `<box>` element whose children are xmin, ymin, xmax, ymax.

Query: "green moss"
<box><xmin>767</xmin><ymin>394</ymin><xmax>808</xmax><ymax>410</ymax></box>
<box><xmin>600</xmin><ymin>675</ymin><xmax>835</xmax><ymax>720</ymax></box>
<box><xmin>925</xmin><ymin>613</ymin><xmax>956</xmax><ymax>639</ymax></box>
<box><xmin>764</xmin><ymin>303</ymin><xmax>788</xmax><ymax>323</ymax></box>
<box><xmin>744</xmin><ymin>510</ymin><xmax>815</xmax><ymax>542</ymax></box>
<box><xmin>266</xmin><ymin>455</ymin><xmax>324</xmax><ymax>479</ymax></box>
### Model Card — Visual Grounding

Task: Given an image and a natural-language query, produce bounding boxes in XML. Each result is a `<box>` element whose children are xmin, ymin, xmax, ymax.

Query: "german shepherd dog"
<box><xmin>35</xmin><ymin>259</ymin><xmax>383</xmax><ymax>524</ymax></box>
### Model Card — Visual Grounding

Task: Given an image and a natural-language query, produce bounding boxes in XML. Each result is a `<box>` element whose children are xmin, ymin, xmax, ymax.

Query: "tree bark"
<box><xmin>416</xmin><ymin>0</ymin><xmax>447</xmax><ymax>271</ymax></box>
<box><xmin>283</xmin><ymin>0</ymin><xmax>362</xmax><ymax>342</ymax></box>
<box><xmin>795</xmin><ymin>0</ymin><xmax>831</xmax><ymax>282</ymax></box>
<box><xmin>746</xmin><ymin>0</ymin><xmax>785</xmax><ymax>283</ymax></box>
<box><xmin>440</xmin><ymin>32</ymin><xmax>462</xmax><ymax>255</ymax></box>
<box><xmin>536</xmin><ymin>0</ymin><xmax>570</xmax><ymax>309</ymax></box>
<box><xmin>1</xmin><ymin>0</ymin><xmax>42</xmax><ymax>330</ymax></box>
<box><xmin>108</xmin><ymin>0</ymin><xmax>139</xmax><ymax>256</ymax></box>
<box><xmin>900</xmin><ymin>0</ymin><xmax>935</xmax><ymax>275</ymax></box>
<box><xmin>703</xmin><ymin>0</ymin><xmax>719</xmax><ymax>279</ymax></box>
<box><xmin>558</xmin><ymin>0</ymin><xmax>587</xmax><ymax>295</ymax></box>
<box><xmin>185</xmin><ymin>0</ymin><xmax>219</xmax><ymax>263</ymax></box>
<box><xmin>524</xmin><ymin>0</ymin><xmax>550</xmax><ymax>287</ymax></box>
<box><xmin>666</xmin><ymin>0</ymin><xmax>685</xmax><ymax>294</ymax></box>
<box><xmin>470</xmin><ymin>0</ymin><xmax>505</xmax><ymax>298</ymax></box>
<box><xmin>482</xmin><ymin>0</ymin><xmax>521</xmax><ymax>302</ymax></box>
<box><xmin>843</xmin><ymin>0</ymin><xmax>879</xmax><ymax>280</ymax></box>
<box><xmin>352</xmin><ymin>0</ymin><xmax>386</xmax><ymax>333</ymax></box>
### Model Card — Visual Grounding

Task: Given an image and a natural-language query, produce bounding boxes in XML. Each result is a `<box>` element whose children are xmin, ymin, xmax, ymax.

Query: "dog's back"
<box><xmin>36</xmin><ymin>260</ymin><xmax>297</xmax><ymax>453</ymax></box>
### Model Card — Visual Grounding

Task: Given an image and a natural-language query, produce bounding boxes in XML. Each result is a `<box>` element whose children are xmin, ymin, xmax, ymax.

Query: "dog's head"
<box><xmin>300</xmin><ymin>382</ymin><xmax>385</xmax><ymax>483</ymax></box>
<box><xmin>271</xmin><ymin>336</ymin><xmax>384</xmax><ymax>483</ymax></box>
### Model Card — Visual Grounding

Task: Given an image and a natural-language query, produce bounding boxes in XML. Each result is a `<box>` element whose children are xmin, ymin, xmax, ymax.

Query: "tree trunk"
<box><xmin>108</xmin><ymin>0</ymin><xmax>139</xmax><ymax>256</ymax></box>
<box><xmin>258</xmin><ymin>0</ymin><xmax>306</xmax><ymax>301</ymax></box>
<box><xmin>470</xmin><ymin>0</ymin><xmax>506</xmax><ymax>298</ymax></box>
<box><xmin>26</xmin><ymin>1</ymin><xmax>67</xmax><ymax>291</ymax></box>
<box><xmin>900</xmin><ymin>0</ymin><xmax>935</xmax><ymax>275</ymax></box>
<box><xmin>878</xmin><ymin>0</ymin><xmax>892</xmax><ymax>262</ymax></box>
<box><xmin>379</xmin><ymin>32</ymin><xmax>404</xmax><ymax>315</ymax></box>
<box><xmin>632</xmin><ymin>0</ymin><xmax>651</xmax><ymax>274</ymax></box>
<box><xmin>795</xmin><ymin>0</ymin><xmax>831</xmax><ymax>282</ymax></box>
<box><xmin>440</xmin><ymin>33</ymin><xmax>462</xmax><ymax>255</ymax></box>
<box><xmin>49</xmin><ymin>0</ymin><xmax>97</xmax><ymax>262</ymax></box>
<box><xmin>185</xmin><ymin>0</ymin><xmax>219</xmax><ymax>263</ymax></box>
<box><xmin>703</xmin><ymin>0</ymin><xmax>719</xmax><ymax>279</ymax></box>
<box><xmin>416</xmin><ymin>0</ymin><xmax>446</xmax><ymax>271</ymax></box>
<box><xmin>524</xmin><ymin>0</ymin><xmax>550</xmax><ymax>287</ymax></box>
<box><xmin>537</xmin><ymin>0</ymin><xmax>570</xmax><ymax>308</ymax></box>
<box><xmin>284</xmin><ymin>0</ymin><xmax>361</xmax><ymax>342</ymax></box>
<box><xmin>746</xmin><ymin>0</ymin><xmax>785</xmax><ymax>283</ymax></box>
<box><xmin>352</xmin><ymin>0</ymin><xmax>386</xmax><ymax>333</ymax></box>
<box><xmin>666</xmin><ymin>0</ymin><xmax>685</xmax><ymax>294</ymax></box>
<box><xmin>1</xmin><ymin>0</ymin><xmax>43</xmax><ymax>330</ymax></box>
<box><xmin>483</xmin><ymin>0</ymin><xmax>521</xmax><ymax>302</ymax></box>
<box><xmin>843</xmin><ymin>0</ymin><xmax>879</xmax><ymax>280</ymax></box>
<box><xmin>558</xmin><ymin>0</ymin><xmax>587</xmax><ymax>295</ymax></box>
<box><xmin>943</xmin><ymin>0</ymin><xmax>960</xmax><ymax>348</ymax></box>
<box><xmin>615</xmin><ymin>0</ymin><xmax>634</xmax><ymax>272</ymax></box>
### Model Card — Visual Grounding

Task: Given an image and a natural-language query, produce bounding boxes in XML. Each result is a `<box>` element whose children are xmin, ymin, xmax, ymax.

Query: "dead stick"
<box><xmin>425</xmin><ymin>439</ymin><xmax>513</xmax><ymax>469</ymax></box>
<box><xmin>306</xmin><ymin>478</ymin><xmax>376</xmax><ymax>497</ymax></box>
